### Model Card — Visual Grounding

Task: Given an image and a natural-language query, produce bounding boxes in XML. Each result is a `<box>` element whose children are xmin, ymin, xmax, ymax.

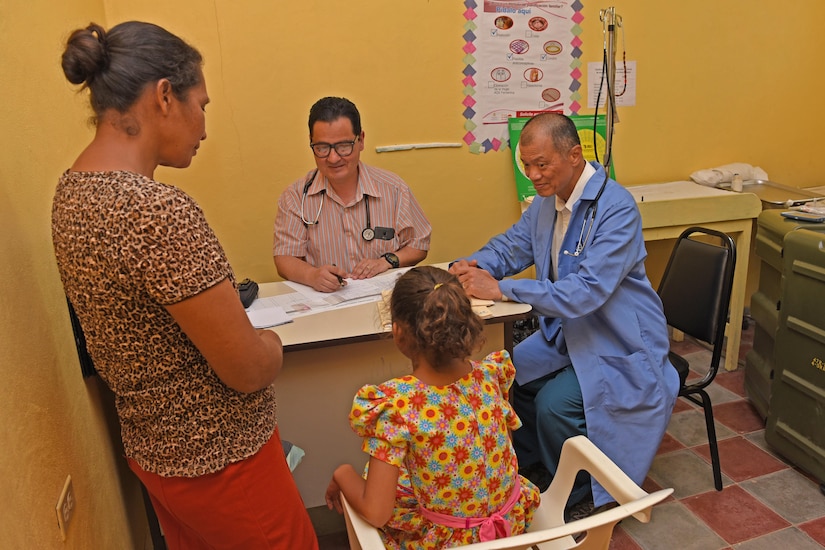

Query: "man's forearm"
<box><xmin>395</xmin><ymin>246</ymin><xmax>427</xmax><ymax>267</ymax></box>
<box><xmin>274</xmin><ymin>255</ymin><xmax>314</xmax><ymax>285</ymax></box>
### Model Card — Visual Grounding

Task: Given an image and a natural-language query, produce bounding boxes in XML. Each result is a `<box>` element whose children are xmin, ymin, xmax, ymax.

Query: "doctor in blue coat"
<box><xmin>450</xmin><ymin>113</ymin><xmax>678</xmax><ymax>511</ymax></box>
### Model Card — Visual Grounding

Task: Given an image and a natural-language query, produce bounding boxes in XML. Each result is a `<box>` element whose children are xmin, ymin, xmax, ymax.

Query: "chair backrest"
<box><xmin>341</xmin><ymin>436</ymin><xmax>673</xmax><ymax>550</ymax></box>
<box><xmin>657</xmin><ymin>227</ymin><xmax>736</xmax><ymax>350</ymax></box>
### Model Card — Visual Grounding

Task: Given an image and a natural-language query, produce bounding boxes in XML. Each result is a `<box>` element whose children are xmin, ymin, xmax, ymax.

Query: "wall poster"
<box><xmin>462</xmin><ymin>0</ymin><xmax>584</xmax><ymax>154</ymax></box>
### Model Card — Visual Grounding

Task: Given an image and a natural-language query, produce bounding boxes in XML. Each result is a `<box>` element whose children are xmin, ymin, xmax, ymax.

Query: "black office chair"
<box><xmin>657</xmin><ymin>227</ymin><xmax>736</xmax><ymax>491</ymax></box>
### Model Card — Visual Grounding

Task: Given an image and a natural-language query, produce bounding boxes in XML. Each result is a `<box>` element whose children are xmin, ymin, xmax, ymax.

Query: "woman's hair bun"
<box><xmin>61</xmin><ymin>23</ymin><xmax>109</xmax><ymax>86</ymax></box>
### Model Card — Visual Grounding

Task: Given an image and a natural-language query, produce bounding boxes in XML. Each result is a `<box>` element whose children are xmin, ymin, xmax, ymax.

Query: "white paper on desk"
<box><xmin>284</xmin><ymin>268</ymin><xmax>411</xmax><ymax>308</ymax></box>
<box><xmin>245</xmin><ymin>297</ymin><xmax>293</xmax><ymax>328</ymax></box>
<box><xmin>260</xmin><ymin>291</ymin><xmax>326</xmax><ymax>313</ymax></box>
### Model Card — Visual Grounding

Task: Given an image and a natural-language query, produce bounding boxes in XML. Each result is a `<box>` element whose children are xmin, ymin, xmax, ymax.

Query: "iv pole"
<box><xmin>600</xmin><ymin>7</ymin><xmax>621</xmax><ymax>170</ymax></box>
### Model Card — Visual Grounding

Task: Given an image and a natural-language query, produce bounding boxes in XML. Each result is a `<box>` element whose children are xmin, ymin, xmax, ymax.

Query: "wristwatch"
<box><xmin>382</xmin><ymin>252</ymin><xmax>400</xmax><ymax>269</ymax></box>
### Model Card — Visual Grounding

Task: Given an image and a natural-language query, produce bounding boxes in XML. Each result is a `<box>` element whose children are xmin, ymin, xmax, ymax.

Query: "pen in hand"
<box><xmin>332</xmin><ymin>264</ymin><xmax>345</xmax><ymax>287</ymax></box>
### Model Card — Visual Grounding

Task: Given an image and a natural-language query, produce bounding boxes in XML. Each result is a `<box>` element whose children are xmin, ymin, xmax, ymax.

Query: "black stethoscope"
<box><xmin>299</xmin><ymin>170</ymin><xmax>393</xmax><ymax>242</ymax></box>
<box><xmin>562</xmin><ymin>170</ymin><xmax>609</xmax><ymax>257</ymax></box>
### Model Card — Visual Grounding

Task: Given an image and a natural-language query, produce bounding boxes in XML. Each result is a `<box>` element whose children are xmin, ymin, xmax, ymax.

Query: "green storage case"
<box><xmin>745</xmin><ymin>210</ymin><xmax>825</xmax><ymax>419</ymax></box>
<box><xmin>765</xmin><ymin>228</ymin><xmax>825</xmax><ymax>484</ymax></box>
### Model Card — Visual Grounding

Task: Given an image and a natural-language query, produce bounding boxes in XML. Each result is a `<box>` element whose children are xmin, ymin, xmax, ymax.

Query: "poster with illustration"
<box><xmin>462</xmin><ymin>0</ymin><xmax>583</xmax><ymax>153</ymax></box>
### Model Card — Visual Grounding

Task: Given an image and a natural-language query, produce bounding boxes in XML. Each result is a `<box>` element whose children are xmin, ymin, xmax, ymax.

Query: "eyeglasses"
<box><xmin>309</xmin><ymin>136</ymin><xmax>359</xmax><ymax>158</ymax></box>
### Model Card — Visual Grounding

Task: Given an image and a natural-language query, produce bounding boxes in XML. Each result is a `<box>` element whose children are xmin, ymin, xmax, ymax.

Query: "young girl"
<box><xmin>325</xmin><ymin>266</ymin><xmax>540</xmax><ymax>548</ymax></box>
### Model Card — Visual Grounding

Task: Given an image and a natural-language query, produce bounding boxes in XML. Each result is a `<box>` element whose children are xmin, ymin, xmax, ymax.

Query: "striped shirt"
<box><xmin>273</xmin><ymin>162</ymin><xmax>431</xmax><ymax>272</ymax></box>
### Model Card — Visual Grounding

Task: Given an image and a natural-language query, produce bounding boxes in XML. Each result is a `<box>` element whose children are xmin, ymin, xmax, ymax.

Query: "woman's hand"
<box><xmin>165</xmin><ymin>278</ymin><xmax>283</xmax><ymax>393</ymax></box>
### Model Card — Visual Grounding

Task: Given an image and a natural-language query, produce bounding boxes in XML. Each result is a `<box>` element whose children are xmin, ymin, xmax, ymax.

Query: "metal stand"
<box><xmin>599</xmin><ymin>6</ymin><xmax>622</xmax><ymax>169</ymax></box>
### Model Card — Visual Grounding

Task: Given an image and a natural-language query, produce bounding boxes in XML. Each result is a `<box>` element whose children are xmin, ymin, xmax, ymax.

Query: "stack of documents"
<box><xmin>471</xmin><ymin>298</ymin><xmax>495</xmax><ymax>319</ymax></box>
<box><xmin>245</xmin><ymin>299</ymin><xmax>293</xmax><ymax>329</ymax></box>
<box><xmin>245</xmin><ymin>268</ymin><xmax>411</xmax><ymax>328</ymax></box>
<box><xmin>377</xmin><ymin>290</ymin><xmax>392</xmax><ymax>331</ymax></box>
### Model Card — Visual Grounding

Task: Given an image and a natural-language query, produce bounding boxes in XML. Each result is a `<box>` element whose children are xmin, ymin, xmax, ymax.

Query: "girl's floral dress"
<box><xmin>350</xmin><ymin>350</ymin><xmax>541</xmax><ymax>549</ymax></box>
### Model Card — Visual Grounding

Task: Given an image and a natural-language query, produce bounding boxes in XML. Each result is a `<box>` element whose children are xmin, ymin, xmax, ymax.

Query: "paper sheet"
<box><xmin>245</xmin><ymin>297</ymin><xmax>293</xmax><ymax>328</ymax></box>
<box><xmin>319</xmin><ymin>271</ymin><xmax>405</xmax><ymax>306</ymax></box>
<box><xmin>283</xmin><ymin>268</ymin><xmax>411</xmax><ymax>313</ymax></box>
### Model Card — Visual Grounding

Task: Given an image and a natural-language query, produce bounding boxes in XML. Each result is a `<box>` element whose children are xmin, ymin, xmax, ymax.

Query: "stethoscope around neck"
<box><xmin>299</xmin><ymin>169</ymin><xmax>390</xmax><ymax>242</ymax></box>
<box><xmin>562</xmin><ymin>169</ymin><xmax>609</xmax><ymax>257</ymax></box>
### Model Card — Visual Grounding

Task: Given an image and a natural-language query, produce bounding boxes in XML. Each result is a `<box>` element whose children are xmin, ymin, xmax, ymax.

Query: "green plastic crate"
<box><xmin>765</xmin><ymin>228</ymin><xmax>825</xmax><ymax>483</ymax></box>
<box><xmin>745</xmin><ymin>210</ymin><xmax>825</xmax><ymax>419</ymax></box>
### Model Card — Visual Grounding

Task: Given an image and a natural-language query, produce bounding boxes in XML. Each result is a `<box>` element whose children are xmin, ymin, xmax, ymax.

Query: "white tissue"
<box><xmin>689</xmin><ymin>163</ymin><xmax>769</xmax><ymax>187</ymax></box>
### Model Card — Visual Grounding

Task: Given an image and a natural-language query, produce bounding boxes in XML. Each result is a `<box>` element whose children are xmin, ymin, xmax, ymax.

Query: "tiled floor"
<box><xmin>617</xmin><ymin>324</ymin><xmax>825</xmax><ymax>549</ymax></box>
<box><xmin>318</xmin><ymin>322</ymin><xmax>825</xmax><ymax>549</ymax></box>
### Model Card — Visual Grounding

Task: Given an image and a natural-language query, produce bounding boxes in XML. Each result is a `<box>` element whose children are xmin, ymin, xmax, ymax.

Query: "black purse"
<box><xmin>238</xmin><ymin>278</ymin><xmax>259</xmax><ymax>308</ymax></box>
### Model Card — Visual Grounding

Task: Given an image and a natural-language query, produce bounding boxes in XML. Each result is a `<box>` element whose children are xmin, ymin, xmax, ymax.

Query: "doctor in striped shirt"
<box><xmin>274</xmin><ymin>97</ymin><xmax>432</xmax><ymax>292</ymax></box>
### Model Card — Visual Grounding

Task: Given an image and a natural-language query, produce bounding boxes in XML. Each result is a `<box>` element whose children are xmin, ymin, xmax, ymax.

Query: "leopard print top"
<box><xmin>52</xmin><ymin>170</ymin><xmax>276</xmax><ymax>477</ymax></box>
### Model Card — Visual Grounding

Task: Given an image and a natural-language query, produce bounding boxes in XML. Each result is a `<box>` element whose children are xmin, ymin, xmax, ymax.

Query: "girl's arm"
<box><xmin>326</xmin><ymin>457</ymin><xmax>399</xmax><ymax>527</ymax></box>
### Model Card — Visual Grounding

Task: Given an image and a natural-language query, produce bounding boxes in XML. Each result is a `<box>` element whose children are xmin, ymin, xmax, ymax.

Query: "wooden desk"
<box><xmin>627</xmin><ymin>181</ymin><xmax>763</xmax><ymax>371</ymax></box>
<box><xmin>260</xmin><ymin>278</ymin><xmax>531</xmax><ymax>507</ymax></box>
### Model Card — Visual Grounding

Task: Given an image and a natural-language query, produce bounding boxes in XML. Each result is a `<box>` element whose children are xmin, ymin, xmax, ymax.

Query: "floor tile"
<box><xmin>648</xmin><ymin>449</ymin><xmax>732</xmax><ymax>499</ymax></box>
<box><xmin>693</xmin><ymin>437</ymin><xmax>787</xmax><ymax>483</ymax></box>
<box><xmin>670</xmin><ymin>336</ymin><xmax>705</xmax><ymax>356</ymax></box>
<box><xmin>732</xmin><ymin>527</ymin><xmax>824</xmax><ymax>549</ymax></box>
<box><xmin>621</xmin><ymin>500</ymin><xmax>727</xmax><ymax>550</ymax></box>
<box><xmin>682</xmin><ymin>485</ymin><xmax>789</xmax><ymax>544</ymax></box>
<box><xmin>797</xmin><ymin>467</ymin><xmax>825</xmax><ymax>487</ymax></box>
<box><xmin>799</xmin><ymin>516</ymin><xmax>825</xmax><ymax>547</ymax></box>
<box><xmin>713</xmin><ymin>400</ymin><xmax>766</xmax><ymax>434</ymax></box>
<box><xmin>703</xmin><ymin>380</ymin><xmax>744</xmax><ymax>406</ymax></box>
<box><xmin>740</xmin><ymin>469</ymin><xmax>825</xmax><ymax>524</ymax></box>
<box><xmin>656</xmin><ymin>432</ymin><xmax>685</xmax><ymax>455</ymax></box>
<box><xmin>318</xmin><ymin>530</ymin><xmax>350</xmax><ymax>550</ymax></box>
<box><xmin>667</xmin><ymin>408</ymin><xmax>737</xmax><ymax>448</ymax></box>
<box><xmin>743</xmin><ymin>431</ymin><xmax>795</xmax><ymax>466</ymax></box>
<box><xmin>684</xmin><ymin>349</ymin><xmax>714</xmax><ymax>377</ymax></box>
<box><xmin>673</xmin><ymin>397</ymin><xmax>695</xmax><ymax>413</ymax></box>
<box><xmin>715</xmin><ymin>368</ymin><xmax>747</xmax><ymax>397</ymax></box>
<box><xmin>640</xmin><ymin>476</ymin><xmax>671</xmax><ymax>499</ymax></box>
<box><xmin>608</xmin><ymin>524</ymin><xmax>643</xmax><ymax>550</ymax></box>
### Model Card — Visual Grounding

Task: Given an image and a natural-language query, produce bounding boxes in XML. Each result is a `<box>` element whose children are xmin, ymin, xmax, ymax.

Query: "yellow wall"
<box><xmin>0</xmin><ymin>1</ymin><xmax>151</xmax><ymax>548</ymax></box>
<box><xmin>2</xmin><ymin>1</ymin><xmax>824</xmax><ymax>547</ymax></box>
<box><xmin>105</xmin><ymin>0</ymin><xmax>825</xmax><ymax>283</ymax></box>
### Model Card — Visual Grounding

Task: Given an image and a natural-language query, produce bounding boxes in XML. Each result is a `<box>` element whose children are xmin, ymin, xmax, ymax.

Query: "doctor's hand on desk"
<box><xmin>350</xmin><ymin>257</ymin><xmax>391</xmax><ymax>280</ymax></box>
<box><xmin>309</xmin><ymin>264</ymin><xmax>348</xmax><ymax>293</ymax></box>
<box><xmin>449</xmin><ymin>259</ymin><xmax>503</xmax><ymax>301</ymax></box>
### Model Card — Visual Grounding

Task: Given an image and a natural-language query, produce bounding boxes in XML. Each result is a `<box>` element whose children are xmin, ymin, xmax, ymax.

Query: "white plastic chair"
<box><xmin>341</xmin><ymin>435</ymin><xmax>673</xmax><ymax>550</ymax></box>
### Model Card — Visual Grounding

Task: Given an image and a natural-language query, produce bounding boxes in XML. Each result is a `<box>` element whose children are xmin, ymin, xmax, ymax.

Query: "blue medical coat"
<box><xmin>467</xmin><ymin>163</ymin><xmax>679</xmax><ymax>505</ymax></box>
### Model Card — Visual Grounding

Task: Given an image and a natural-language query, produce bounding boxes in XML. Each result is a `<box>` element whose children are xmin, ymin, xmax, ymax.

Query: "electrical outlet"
<box><xmin>55</xmin><ymin>475</ymin><xmax>75</xmax><ymax>541</ymax></box>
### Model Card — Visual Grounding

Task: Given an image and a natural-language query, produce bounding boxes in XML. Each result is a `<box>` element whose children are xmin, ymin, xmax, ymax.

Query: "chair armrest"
<box><xmin>457</xmin><ymin>488</ymin><xmax>672</xmax><ymax>549</ymax></box>
<box><xmin>553</xmin><ymin>435</ymin><xmax>660</xmax><ymax>522</ymax></box>
<box><xmin>341</xmin><ymin>493</ymin><xmax>386</xmax><ymax>550</ymax></box>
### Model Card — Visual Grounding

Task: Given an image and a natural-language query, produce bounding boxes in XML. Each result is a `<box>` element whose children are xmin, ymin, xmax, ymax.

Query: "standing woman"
<box><xmin>53</xmin><ymin>21</ymin><xmax>318</xmax><ymax>549</ymax></box>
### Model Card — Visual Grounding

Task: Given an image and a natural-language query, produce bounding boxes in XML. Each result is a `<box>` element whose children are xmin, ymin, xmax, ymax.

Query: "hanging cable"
<box><xmin>595</xmin><ymin>7</ymin><xmax>622</xmax><ymax>171</ymax></box>
<box><xmin>615</xmin><ymin>21</ymin><xmax>628</xmax><ymax>97</ymax></box>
